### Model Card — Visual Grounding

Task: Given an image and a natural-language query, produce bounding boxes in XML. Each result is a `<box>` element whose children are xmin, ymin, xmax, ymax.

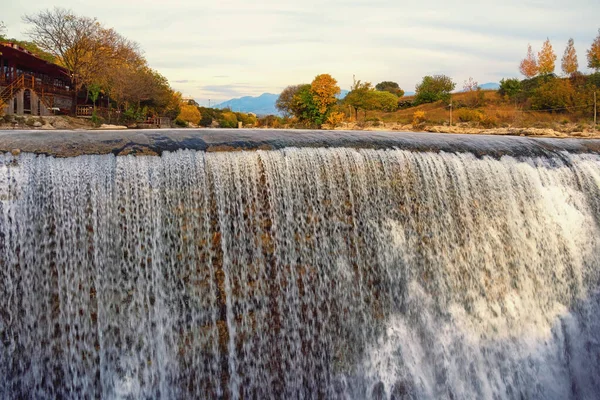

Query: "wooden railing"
<box><xmin>0</xmin><ymin>75</ymin><xmax>25</xmax><ymax>105</ymax></box>
<box><xmin>1</xmin><ymin>74</ymin><xmax>72</xmax><ymax>97</ymax></box>
<box><xmin>1</xmin><ymin>74</ymin><xmax>73</xmax><ymax>115</ymax></box>
<box><xmin>76</xmin><ymin>105</ymin><xmax>94</xmax><ymax>117</ymax></box>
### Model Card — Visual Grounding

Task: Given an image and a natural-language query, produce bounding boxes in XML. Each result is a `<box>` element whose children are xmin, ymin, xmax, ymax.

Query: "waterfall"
<box><xmin>1</xmin><ymin>148</ymin><xmax>599</xmax><ymax>399</ymax></box>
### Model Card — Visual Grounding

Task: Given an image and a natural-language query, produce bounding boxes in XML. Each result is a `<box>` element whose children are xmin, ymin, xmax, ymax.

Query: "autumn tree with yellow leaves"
<box><xmin>537</xmin><ymin>39</ymin><xmax>557</xmax><ymax>75</ymax></box>
<box><xmin>561</xmin><ymin>38</ymin><xmax>578</xmax><ymax>76</ymax></box>
<box><xmin>22</xmin><ymin>7</ymin><xmax>180</xmax><ymax>120</ymax></box>
<box><xmin>276</xmin><ymin>74</ymin><xmax>340</xmax><ymax>127</ymax></box>
<box><xmin>23</xmin><ymin>8</ymin><xmax>107</xmax><ymax>92</ymax></box>
<box><xmin>311</xmin><ymin>74</ymin><xmax>340</xmax><ymax>114</ymax></box>
<box><xmin>588</xmin><ymin>29</ymin><xmax>600</xmax><ymax>71</ymax></box>
<box><xmin>519</xmin><ymin>44</ymin><xmax>539</xmax><ymax>78</ymax></box>
<box><xmin>177</xmin><ymin>104</ymin><xmax>202</xmax><ymax>126</ymax></box>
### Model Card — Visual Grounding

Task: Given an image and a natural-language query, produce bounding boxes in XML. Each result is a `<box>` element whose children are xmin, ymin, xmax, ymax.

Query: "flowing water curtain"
<box><xmin>0</xmin><ymin>148</ymin><xmax>599</xmax><ymax>399</ymax></box>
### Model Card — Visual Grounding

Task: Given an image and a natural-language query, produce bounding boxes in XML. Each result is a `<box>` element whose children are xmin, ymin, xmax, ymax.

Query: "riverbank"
<box><xmin>0</xmin><ymin>115</ymin><xmax>128</xmax><ymax>131</ymax></box>
<box><xmin>1</xmin><ymin>115</ymin><xmax>598</xmax><ymax>139</ymax></box>
<box><xmin>329</xmin><ymin>121</ymin><xmax>600</xmax><ymax>138</ymax></box>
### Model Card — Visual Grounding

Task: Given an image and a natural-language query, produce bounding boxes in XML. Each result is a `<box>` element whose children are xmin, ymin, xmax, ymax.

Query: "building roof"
<box><xmin>0</xmin><ymin>42</ymin><xmax>70</xmax><ymax>79</ymax></box>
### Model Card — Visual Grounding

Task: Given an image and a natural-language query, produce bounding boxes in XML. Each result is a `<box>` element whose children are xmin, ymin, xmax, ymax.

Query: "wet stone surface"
<box><xmin>0</xmin><ymin>128</ymin><xmax>600</xmax><ymax>158</ymax></box>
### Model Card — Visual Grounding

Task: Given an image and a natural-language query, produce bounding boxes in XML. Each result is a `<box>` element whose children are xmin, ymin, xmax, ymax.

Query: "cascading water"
<box><xmin>0</xmin><ymin>147</ymin><xmax>599</xmax><ymax>399</ymax></box>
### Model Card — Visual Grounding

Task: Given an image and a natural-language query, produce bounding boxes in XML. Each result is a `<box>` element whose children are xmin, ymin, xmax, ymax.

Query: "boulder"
<box><xmin>98</xmin><ymin>124</ymin><xmax>128</xmax><ymax>130</ymax></box>
<box><xmin>51</xmin><ymin>118</ymin><xmax>71</xmax><ymax>129</ymax></box>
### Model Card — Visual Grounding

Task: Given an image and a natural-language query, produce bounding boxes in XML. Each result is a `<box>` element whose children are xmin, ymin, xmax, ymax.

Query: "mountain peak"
<box><xmin>215</xmin><ymin>90</ymin><xmax>349</xmax><ymax>116</ymax></box>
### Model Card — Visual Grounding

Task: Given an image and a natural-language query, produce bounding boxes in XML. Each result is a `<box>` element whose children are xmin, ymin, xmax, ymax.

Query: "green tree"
<box><xmin>498</xmin><ymin>78</ymin><xmax>522</xmax><ymax>100</ymax></box>
<box><xmin>296</xmin><ymin>84</ymin><xmax>323</xmax><ymax>126</ymax></box>
<box><xmin>88</xmin><ymin>83</ymin><xmax>101</xmax><ymax>109</ymax></box>
<box><xmin>277</xmin><ymin>75</ymin><xmax>340</xmax><ymax>127</ymax></box>
<box><xmin>276</xmin><ymin>84</ymin><xmax>307</xmax><ymax>117</ymax></box>
<box><xmin>345</xmin><ymin>79</ymin><xmax>398</xmax><ymax>119</ymax></box>
<box><xmin>0</xmin><ymin>21</ymin><xmax>6</xmax><ymax>38</ymax></box>
<box><xmin>375</xmin><ymin>81</ymin><xmax>404</xmax><ymax>97</ymax></box>
<box><xmin>414</xmin><ymin>75</ymin><xmax>455</xmax><ymax>105</ymax></box>
<box><xmin>344</xmin><ymin>79</ymin><xmax>373</xmax><ymax>120</ymax></box>
<box><xmin>588</xmin><ymin>29</ymin><xmax>600</xmax><ymax>71</ymax></box>
<box><xmin>364</xmin><ymin>90</ymin><xmax>398</xmax><ymax>114</ymax></box>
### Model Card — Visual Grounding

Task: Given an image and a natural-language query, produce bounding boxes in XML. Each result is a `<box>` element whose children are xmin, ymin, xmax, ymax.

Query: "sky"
<box><xmin>2</xmin><ymin>0</ymin><xmax>599</xmax><ymax>105</ymax></box>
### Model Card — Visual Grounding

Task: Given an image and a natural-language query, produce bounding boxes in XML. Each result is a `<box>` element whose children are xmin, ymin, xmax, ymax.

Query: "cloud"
<box><xmin>197</xmin><ymin>83</ymin><xmax>273</xmax><ymax>99</ymax></box>
<box><xmin>3</xmin><ymin>0</ymin><xmax>599</xmax><ymax>101</ymax></box>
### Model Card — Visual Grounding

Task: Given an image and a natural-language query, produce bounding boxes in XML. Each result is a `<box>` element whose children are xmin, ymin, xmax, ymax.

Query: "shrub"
<box><xmin>498</xmin><ymin>78</ymin><xmax>521</xmax><ymax>99</ymax></box>
<box><xmin>257</xmin><ymin>115</ymin><xmax>284</xmax><ymax>128</ymax></box>
<box><xmin>326</xmin><ymin>111</ymin><xmax>345</xmax><ymax>128</ymax></box>
<box><xmin>412</xmin><ymin>111</ymin><xmax>426</xmax><ymax>126</ymax></box>
<box><xmin>91</xmin><ymin>110</ymin><xmax>104</xmax><ymax>127</ymax></box>
<box><xmin>365</xmin><ymin>117</ymin><xmax>382</xmax><ymax>127</ymax></box>
<box><xmin>480</xmin><ymin>114</ymin><xmax>499</xmax><ymax>128</ymax></box>
<box><xmin>235</xmin><ymin>112</ymin><xmax>258</xmax><ymax>127</ymax></box>
<box><xmin>587</xmin><ymin>72</ymin><xmax>600</xmax><ymax>89</ymax></box>
<box><xmin>199</xmin><ymin>114</ymin><xmax>213</xmax><ymax>127</ymax></box>
<box><xmin>121</xmin><ymin>105</ymin><xmax>148</xmax><ymax>124</ymax></box>
<box><xmin>531</xmin><ymin>79</ymin><xmax>575</xmax><ymax>111</ymax></box>
<box><xmin>174</xmin><ymin>118</ymin><xmax>188</xmax><ymax>127</ymax></box>
<box><xmin>455</xmin><ymin>109</ymin><xmax>482</xmax><ymax>122</ymax></box>
<box><xmin>398</xmin><ymin>99</ymin><xmax>413</xmax><ymax>109</ymax></box>
<box><xmin>218</xmin><ymin>111</ymin><xmax>238</xmax><ymax>128</ymax></box>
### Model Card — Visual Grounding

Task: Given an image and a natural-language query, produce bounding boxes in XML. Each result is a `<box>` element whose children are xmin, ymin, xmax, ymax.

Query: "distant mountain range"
<box><xmin>214</xmin><ymin>93</ymin><xmax>280</xmax><ymax>116</ymax></box>
<box><xmin>214</xmin><ymin>89</ymin><xmax>350</xmax><ymax>116</ymax></box>
<box><xmin>213</xmin><ymin>84</ymin><xmax>498</xmax><ymax>115</ymax></box>
<box><xmin>478</xmin><ymin>82</ymin><xmax>500</xmax><ymax>90</ymax></box>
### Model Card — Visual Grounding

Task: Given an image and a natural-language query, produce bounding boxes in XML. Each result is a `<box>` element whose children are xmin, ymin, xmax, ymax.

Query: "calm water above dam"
<box><xmin>1</xmin><ymin>138</ymin><xmax>600</xmax><ymax>399</ymax></box>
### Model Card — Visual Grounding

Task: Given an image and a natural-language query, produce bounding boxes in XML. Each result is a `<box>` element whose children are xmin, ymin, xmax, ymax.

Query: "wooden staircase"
<box><xmin>0</xmin><ymin>74</ymin><xmax>55</xmax><ymax>113</ymax></box>
<box><xmin>0</xmin><ymin>75</ymin><xmax>25</xmax><ymax>105</ymax></box>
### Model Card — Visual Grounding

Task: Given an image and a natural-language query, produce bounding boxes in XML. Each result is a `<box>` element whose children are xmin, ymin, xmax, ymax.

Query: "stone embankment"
<box><xmin>422</xmin><ymin>125</ymin><xmax>599</xmax><ymax>138</ymax></box>
<box><xmin>0</xmin><ymin>115</ymin><xmax>128</xmax><ymax>131</ymax></box>
<box><xmin>0</xmin><ymin>115</ymin><xmax>93</xmax><ymax>130</ymax></box>
<box><xmin>335</xmin><ymin>122</ymin><xmax>600</xmax><ymax>138</ymax></box>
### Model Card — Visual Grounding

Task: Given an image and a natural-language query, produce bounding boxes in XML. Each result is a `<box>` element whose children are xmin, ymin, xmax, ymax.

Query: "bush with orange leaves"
<box><xmin>326</xmin><ymin>111</ymin><xmax>345</xmax><ymax>128</ymax></box>
<box><xmin>412</xmin><ymin>111</ymin><xmax>426</xmax><ymax>126</ymax></box>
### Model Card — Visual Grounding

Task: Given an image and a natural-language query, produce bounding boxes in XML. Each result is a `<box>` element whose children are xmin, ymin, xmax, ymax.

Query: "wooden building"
<box><xmin>0</xmin><ymin>42</ymin><xmax>74</xmax><ymax>116</ymax></box>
